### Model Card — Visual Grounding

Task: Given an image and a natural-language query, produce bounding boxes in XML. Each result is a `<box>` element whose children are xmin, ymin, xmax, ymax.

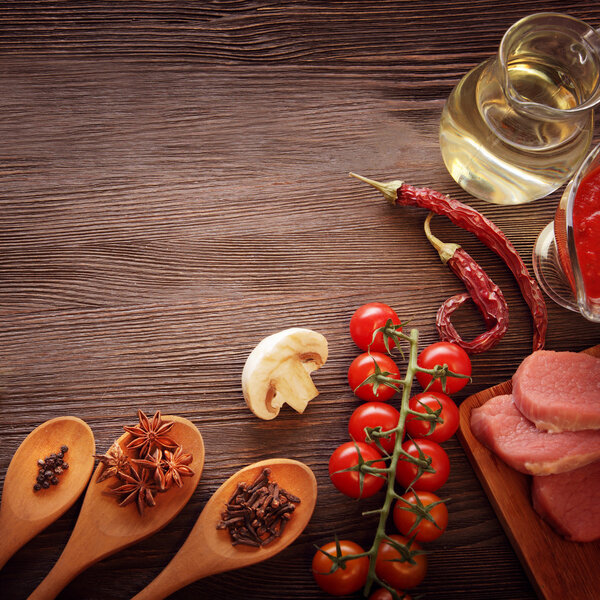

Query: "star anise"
<box><xmin>124</xmin><ymin>409</ymin><xmax>177</xmax><ymax>458</ymax></box>
<box><xmin>162</xmin><ymin>445</ymin><xmax>194</xmax><ymax>488</ymax></box>
<box><xmin>104</xmin><ymin>463</ymin><xmax>157</xmax><ymax>516</ymax></box>
<box><xmin>94</xmin><ymin>442</ymin><xmax>131</xmax><ymax>483</ymax></box>
<box><xmin>131</xmin><ymin>448</ymin><xmax>166</xmax><ymax>491</ymax></box>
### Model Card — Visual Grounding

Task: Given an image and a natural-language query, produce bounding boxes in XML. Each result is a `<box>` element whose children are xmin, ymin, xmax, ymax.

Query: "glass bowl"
<box><xmin>533</xmin><ymin>143</ymin><xmax>600</xmax><ymax>322</ymax></box>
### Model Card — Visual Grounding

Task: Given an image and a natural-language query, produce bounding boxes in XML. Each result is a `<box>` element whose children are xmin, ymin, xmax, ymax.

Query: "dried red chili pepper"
<box><xmin>424</xmin><ymin>212</ymin><xmax>509</xmax><ymax>353</ymax></box>
<box><xmin>350</xmin><ymin>173</ymin><xmax>547</xmax><ymax>351</ymax></box>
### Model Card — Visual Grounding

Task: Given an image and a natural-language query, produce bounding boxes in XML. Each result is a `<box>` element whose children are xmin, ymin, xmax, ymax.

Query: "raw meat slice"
<box><xmin>512</xmin><ymin>350</ymin><xmax>600</xmax><ymax>432</ymax></box>
<box><xmin>532</xmin><ymin>460</ymin><xmax>600</xmax><ymax>542</ymax></box>
<box><xmin>470</xmin><ymin>395</ymin><xmax>600</xmax><ymax>475</ymax></box>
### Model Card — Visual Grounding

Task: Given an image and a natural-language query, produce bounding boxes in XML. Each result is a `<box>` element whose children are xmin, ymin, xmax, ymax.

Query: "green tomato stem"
<box><xmin>362</xmin><ymin>327</ymin><xmax>420</xmax><ymax>596</ymax></box>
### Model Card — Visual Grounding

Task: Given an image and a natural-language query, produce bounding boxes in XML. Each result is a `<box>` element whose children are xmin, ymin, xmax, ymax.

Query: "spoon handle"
<box><xmin>0</xmin><ymin>511</ymin><xmax>34</xmax><ymax>569</ymax></box>
<box><xmin>131</xmin><ymin>519</ymin><xmax>222</xmax><ymax>600</ymax></box>
<box><xmin>27</xmin><ymin>531</ymin><xmax>97</xmax><ymax>600</ymax></box>
<box><xmin>131</xmin><ymin>550</ymin><xmax>206</xmax><ymax>600</ymax></box>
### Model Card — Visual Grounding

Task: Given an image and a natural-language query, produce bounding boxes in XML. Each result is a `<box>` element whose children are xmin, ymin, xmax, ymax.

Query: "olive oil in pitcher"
<box><xmin>439</xmin><ymin>13</ymin><xmax>600</xmax><ymax>205</ymax></box>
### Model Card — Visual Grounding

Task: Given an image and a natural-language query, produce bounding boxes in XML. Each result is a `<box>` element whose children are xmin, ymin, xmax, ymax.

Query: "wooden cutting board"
<box><xmin>457</xmin><ymin>345</ymin><xmax>600</xmax><ymax>600</ymax></box>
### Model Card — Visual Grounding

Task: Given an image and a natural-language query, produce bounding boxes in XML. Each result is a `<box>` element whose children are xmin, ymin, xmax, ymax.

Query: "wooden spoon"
<box><xmin>131</xmin><ymin>458</ymin><xmax>317</xmax><ymax>600</ymax></box>
<box><xmin>27</xmin><ymin>414</ymin><xmax>204</xmax><ymax>600</ymax></box>
<box><xmin>0</xmin><ymin>416</ymin><xmax>96</xmax><ymax>570</ymax></box>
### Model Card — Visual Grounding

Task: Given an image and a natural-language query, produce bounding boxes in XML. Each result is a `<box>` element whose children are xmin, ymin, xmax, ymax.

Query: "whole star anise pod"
<box><xmin>94</xmin><ymin>443</ymin><xmax>131</xmax><ymax>483</ymax></box>
<box><xmin>131</xmin><ymin>448</ymin><xmax>166</xmax><ymax>491</ymax></box>
<box><xmin>124</xmin><ymin>409</ymin><xmax>177</xmax><ymax>458</ymax></box>
<box><xmin>104</xmin><ymin>463</ymin><xmax>158</xmax><ymax>516</ymax></box>
<box><xmin>162</xmin><ymin>445</ymin><xmax>194</xmax><ymax>489</ymax></box>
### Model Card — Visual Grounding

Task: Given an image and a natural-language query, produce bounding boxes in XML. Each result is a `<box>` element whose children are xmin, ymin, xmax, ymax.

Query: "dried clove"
<box><xmin>217</xmin><ymin>468</ymin><xmax>300</xmax><ymax>548</ymax></box>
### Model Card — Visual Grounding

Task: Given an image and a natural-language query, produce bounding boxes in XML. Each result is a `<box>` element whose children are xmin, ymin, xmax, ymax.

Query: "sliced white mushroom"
<box><xmin>242</xmin><ymin>328</ymin><xmax>328</xmax><ymax>420</ymax></box>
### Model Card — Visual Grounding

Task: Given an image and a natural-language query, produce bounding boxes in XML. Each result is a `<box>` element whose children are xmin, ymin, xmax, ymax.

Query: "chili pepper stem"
<box><xmin>348</xmin><ymin>172</ymin><xmax>403</xmax><ymax>206</ymax></box>
<box><xmin>424</xmin><ymin>212</ymin><xmax>461</xmax><ymax>264</ymax></box>
<box><xmin>350</xmin><ymin>173</ymin><xmax>547</xmax><ymax>351</ymax></box>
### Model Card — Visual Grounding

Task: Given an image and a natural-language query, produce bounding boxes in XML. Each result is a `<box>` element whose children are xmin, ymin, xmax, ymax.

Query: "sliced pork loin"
<box><xmin>470</xmin><ymin>395</ymin><xmax>600</xmax><ymax>475</ymax></box>
<box><xmin>532</xmin><ymin>460</ymin><xmax>600</xmax><ymax>542</ymax></box>
<box><xmin>512</xmin><ymin>350</ymin><xmax>600</xmax><ymax>432</ymax></box>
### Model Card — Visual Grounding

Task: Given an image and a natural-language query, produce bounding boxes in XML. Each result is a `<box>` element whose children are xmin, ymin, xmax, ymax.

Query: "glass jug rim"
<box><xmin>498</xmin><ymin>12</ymin><xmax>600</xmax><ymax>117</ymax></box>
<box><xmin>566</xmin><ymin>142</ymin><xmax>600</xmax><ymax>322</ymax></box>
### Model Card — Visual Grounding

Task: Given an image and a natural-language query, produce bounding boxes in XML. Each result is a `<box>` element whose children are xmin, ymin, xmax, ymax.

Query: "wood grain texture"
<box><xmin>1</xmin><ymin>2</ymin><xmax>600</xmax><ymax>599</ymax></box>
<box><xmin>457</xmin><ymin>346</ymin><xmax>600</xmax><ymax>600</ymax></box>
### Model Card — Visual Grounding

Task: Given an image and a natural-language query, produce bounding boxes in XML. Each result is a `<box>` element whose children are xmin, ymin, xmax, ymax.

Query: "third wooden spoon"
<box><xmin>131</xmin><ymin>458</ymin><xmax>317</xmax><ymax>600</ymax></box>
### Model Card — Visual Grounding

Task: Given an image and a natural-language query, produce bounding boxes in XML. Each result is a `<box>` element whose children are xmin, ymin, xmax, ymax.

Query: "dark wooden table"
<box><xmin>1</xmin><ymin>2</ymin><xmax>599</xmax><ymax>599</ymax></box>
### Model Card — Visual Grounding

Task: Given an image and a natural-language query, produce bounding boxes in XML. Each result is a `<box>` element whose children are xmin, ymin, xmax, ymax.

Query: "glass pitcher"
<box><xmin>439</xmin><ymin>12</ymin><xmax>600</xmax><ymax>205</ymax></box>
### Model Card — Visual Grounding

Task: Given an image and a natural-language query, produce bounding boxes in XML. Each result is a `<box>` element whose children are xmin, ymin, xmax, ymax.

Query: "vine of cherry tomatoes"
<box><xmin>314</xmin><ymin>302</ymin><xmax>470</xmax><ymax>598</ymax></box>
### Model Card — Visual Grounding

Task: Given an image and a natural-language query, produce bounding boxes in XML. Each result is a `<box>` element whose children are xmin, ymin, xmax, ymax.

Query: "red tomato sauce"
<box><xmin>573</xmin><ymin>165</ymin><xmax>600</xmax><ymax>300</ymax></box>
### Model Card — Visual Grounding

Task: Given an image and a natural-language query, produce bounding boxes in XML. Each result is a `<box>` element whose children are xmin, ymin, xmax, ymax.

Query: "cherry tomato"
<box><xmin>417</xmin><ymin>342</ymin><xmax>471</xmax><ymax>395</ymax></box>
<box><xmin>349</xmin><ymin>402</ymin><xmax>400</xmax><ymax>454</ymax></box>
<box><xmin>348</xmin><ymin>352</ymin><xmax>401</xmax><ymax>402</ymax></box>
<box><xmin>416</xmin><ymin>341</ymin><xmax>472</xmax><ymax>395</ymax></box>
<box><xmin>368</xmin><ymin>589</ymin><xmax>412</xmax><ymax>600</ymax></box>
<box><xmin>312</xmin><ymin>540</ymin><xmax>369</xmax><ymax>596</ymax></box>
<box><xmin>393</xmin><ymin>490</ymin><xmax>448</xmax><ymax>542</ymax></box>
<box><xmin>329</xmin><ymin>441</ymin><xmax>386</xmax><ymax>498</ymax></box>
<box><xmin>350</xmin><ymin>302</ymin><xmax>402</xmax><ymax>353</ymax></box>
<box><xmin>405</xmin><ymin>392</ymin><xmax>459</xmax><ymax>443</ymax></box>
<box><xmin>395</xmin><ymin>438</ymin><xmax>450</xmax><ymax>492</ymax></box>
<box><xmin>375</xmin><ymin>534</ymin><xmax>427</xmax><ymax>590</ymax></box>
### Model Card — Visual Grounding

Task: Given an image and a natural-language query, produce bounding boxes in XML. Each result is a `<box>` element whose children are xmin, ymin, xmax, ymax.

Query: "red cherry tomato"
<box><xmin>348</xmin><ymin>402</ymin><xmax>401</xmax><ymax>454</ymax></box>
<box><xmin>393</xmin><ymin>490</ymin><xmax>448</xmax><ymax>542</ymax></box>
<box><xmin>312</xmin><ymin>540</ymin><xmax>369</xmax><ymax>596</ymax></box>
<box><xmin>348</xmin><ymin>352</ymin><xmax>401</xmax><ymax>402</ymax></box>
<box><xmin>350</xmin><ymin>302</ymin><xmax>402</xmax><ymax>353</ymax></box>
<box><xmin>405</xmin><ymin>392</ymin><xmax>459</xmax><ymax>443</ymax></box>
<box><xmin>329</xmin><ymin>441</ymin><xmax>386</xmax><ymax>498</ymax></box>
<box><xmin>375</xmin><ymin>534</ymin><xmax>427</xmax><ymax>590</ymax></box>
<box><xmin>329</xmin><ymin>442</ymin><xmax>385</xmax><ymax>498</ymax></box>
<box><xmin>395</xmin><ymin>438</ymin><xmax>450</xmax><ymax>492</ymax></box>
<box><xmin>368</xmin><ymin>589</ymin><xmax>412</xmax><ymax>600</ymax></box>
<box><xmin>416</xmin><ymin>342</ymin><xmax>471</xmax><ymax>395</ymax></box>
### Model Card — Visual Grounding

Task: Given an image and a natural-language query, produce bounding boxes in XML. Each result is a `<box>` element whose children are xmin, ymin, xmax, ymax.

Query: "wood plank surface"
<box><xmin>1</xmin><ymin>2</ymin><xmax>600</xmax><ymax>599</ymax></box>
<box><xmin>457</xmin><ymin>346</ymin><xmax>600</xmax><ymax>600</ymax></box>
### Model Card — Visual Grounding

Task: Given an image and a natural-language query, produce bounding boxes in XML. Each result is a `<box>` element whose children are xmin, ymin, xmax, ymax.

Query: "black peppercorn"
<box><xmin>34</xmin><ymin>445</ymin><xmax>71</xmax><ymax>493</ymax></box>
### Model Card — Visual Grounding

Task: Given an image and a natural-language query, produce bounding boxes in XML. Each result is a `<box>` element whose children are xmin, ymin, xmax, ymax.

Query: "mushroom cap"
<box><xmin>242</xmin><ymin>328</ymin><xmax>328</xmax><ymax>420</ymax></box>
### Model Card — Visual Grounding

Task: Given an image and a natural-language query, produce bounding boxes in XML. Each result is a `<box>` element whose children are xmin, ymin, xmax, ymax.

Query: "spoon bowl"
<box><xmin>0</xmin><ymin>416</ymin><xmax>96</xmax><ymax>570</ymax></box>
<box><xmin>27</xmin><ymin>414</ymin><xmax>204</xmax><ymax>600</ymax></box>
<box><xmin>131</xmin><ymin>458</ymin><xmax>317</xmax><ymax>600</ymax></box>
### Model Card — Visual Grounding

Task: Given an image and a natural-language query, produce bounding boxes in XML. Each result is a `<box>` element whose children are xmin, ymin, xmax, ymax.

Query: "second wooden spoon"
<box><xmin>28</xmin><ymin>414</ymin><xmax>205</xmax><ymax>600</ymax></box>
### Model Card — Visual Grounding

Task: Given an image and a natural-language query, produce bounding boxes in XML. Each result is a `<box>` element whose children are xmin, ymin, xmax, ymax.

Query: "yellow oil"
<box><xmin>440</xmin><ymin>58</ymin><xmax>593</xmax><ymax>205</ymax></box>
